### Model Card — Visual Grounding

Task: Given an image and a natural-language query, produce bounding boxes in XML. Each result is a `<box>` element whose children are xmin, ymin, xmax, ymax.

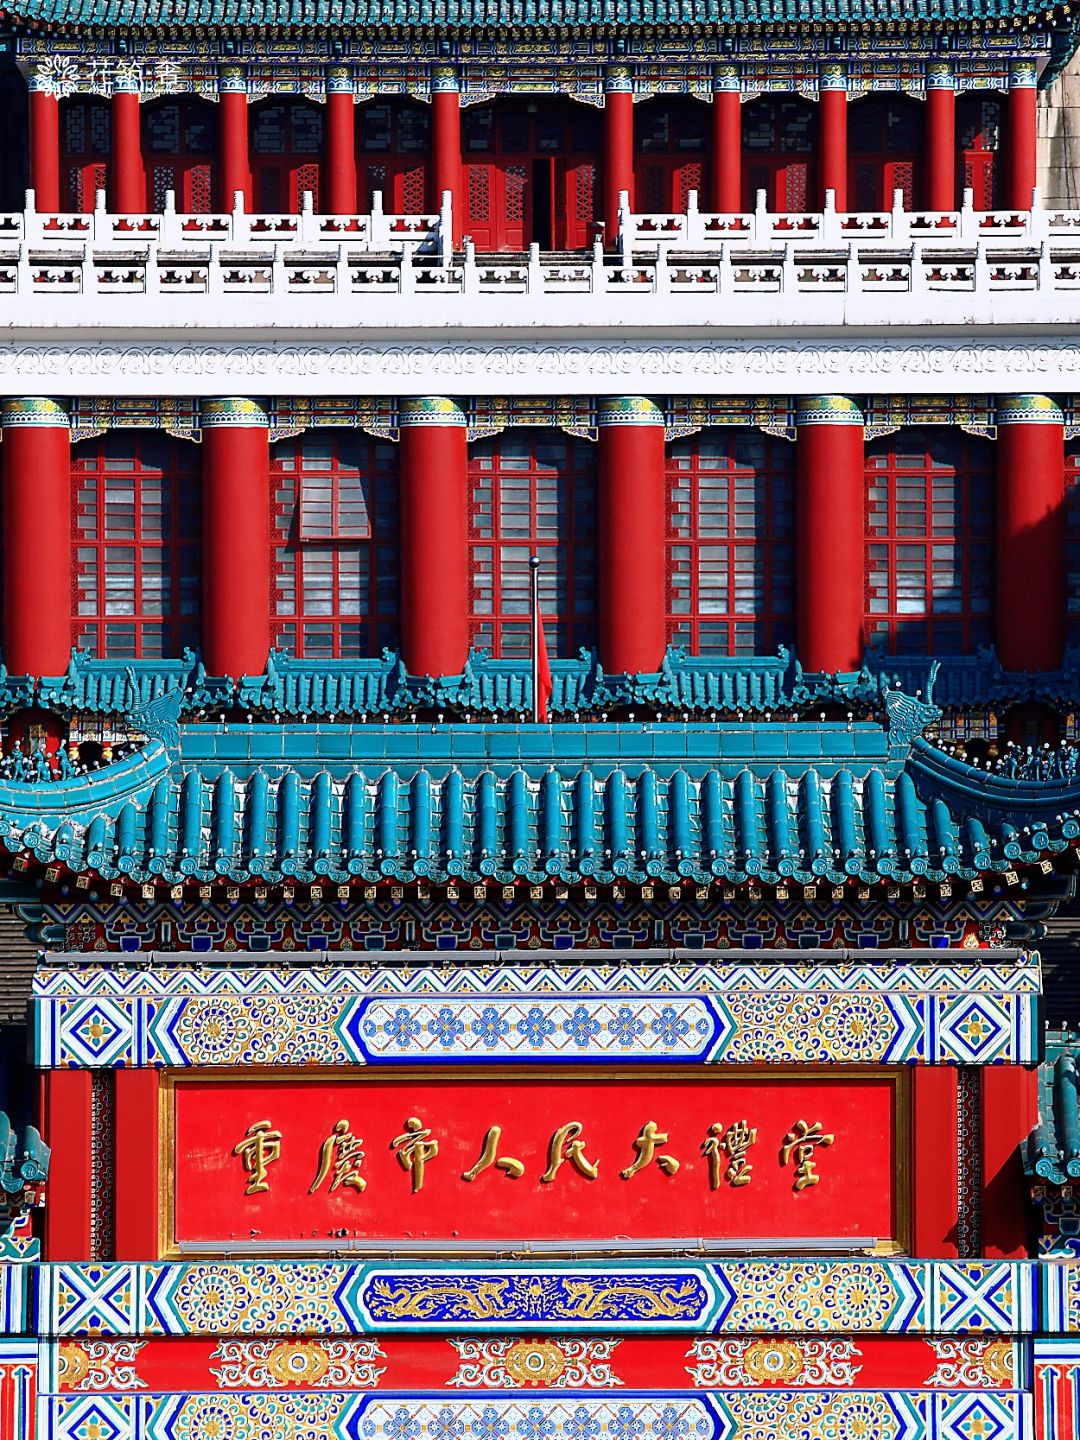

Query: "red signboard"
<box><xmin>165</xmin><ymin>1070</ymin><xmax>907</xmax><ymax>1255</ymax></box>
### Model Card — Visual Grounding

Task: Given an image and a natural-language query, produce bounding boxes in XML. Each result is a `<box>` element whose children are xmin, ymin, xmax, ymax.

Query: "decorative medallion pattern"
<box><xmin>448</xmin><ymin>1339</ymin><xmax>623</xmax><ymax>1390</ymax></box>
<box><xmin>684</xmin><ymin>1339</ymin><xmax>863</xmax><ymax>1387</ymax></box>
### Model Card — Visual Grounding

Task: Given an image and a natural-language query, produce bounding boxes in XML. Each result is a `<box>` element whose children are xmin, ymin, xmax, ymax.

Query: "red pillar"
<box><xmin>796</xmin><ymin>396</ymin><xmax>866</xmax><ymax>673</ymax></box>
<box><xmin>42</xmin><ymin>1070</ymin><xmax>94</xmax><ymax>1261</ymax></box>
<box><xmin>114</xmin><ymin>1069</ymin><xmax>161</xmax><ymax>1260</ymax></box>
<box><xmin>200</xmin><ymin>399</ymin><xmax>271</xmax><ymax>677</ymax></box>
<box><xmin>912</xmin><ymin>1068</ymin><xmax>960</xmax><ymax>1257</ymax></box>
<box><xmin>604</xmin><ymin>66</ymin><xmax>635</xmax><ymax>244</ymax></box>
<box><xmin>399</xmin><ymin>397</ymin><xmax>469</xmax><ymax>677</ymax></box>
<box><xmin>1006</xmin><ymin>61</ymin><xmax>1038</xmax><ymax>210</ymax></box>
<box><xmin>326</xmin><ymin>71</ymin><xmax>357</xmax><ymax>215</ymax></box>
<box><xmin>925</xmin><ymin>65</ymin><xmax>957</xmax><ymax>211</ymax></box>
<box><xmin>2</xmin><ymin>399</ymin><xmax>73</xmax><ymax>677</ymax></box>
<box><xmin>598</xmin><ymin>397</ymin><xmax>667</xmax><ymax>675</ymax></box>
<box><xmin>711</xmin><ymin>66</ymin><xmax>742</xmax><ymax>212</ymax></box>
<box><xmin>28</xmin><ymin>75</ymin><xmax>60</xmax><ymax>212</ymax></box>
<box><xmin>110</xmin><ymin>83</ymin><xmax>145</xmax><ymax>214</ymax></box>
<box><xmin>982</xmin><ymin>1065</ymin><xmax>1038</xmax><ymax>1259</ymax></box>
<box><xmin>219</xmin><ymin>68</ymin><xmax>250</xmax><ymax>211</ymax></box>
<box><xmin>819</xmin><ymin>66</ymin><xmax>848</xmax><ymax>210</ymax></box>
<box><xmin>430</xmin><ymin>66</ymin><xmax>461</xmax><ymax>243</ymax></box>
<box><xmin>995</xmin><ymin>395</ymin><xmax>1065</xmax><ymax>673</ymax></box>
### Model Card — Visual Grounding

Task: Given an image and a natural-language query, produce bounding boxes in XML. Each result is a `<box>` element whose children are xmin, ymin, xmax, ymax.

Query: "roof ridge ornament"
<box><xmin>884</xmin><ymin>680</ymin><xmax>941</xmax><ymax>755</ymax></box>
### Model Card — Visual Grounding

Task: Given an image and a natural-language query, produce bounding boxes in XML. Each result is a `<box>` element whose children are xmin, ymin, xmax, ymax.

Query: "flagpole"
<box><xmin>530</xmin><ymin>551</ymin><xmax>540</xmax><ymax>724</ymax></box>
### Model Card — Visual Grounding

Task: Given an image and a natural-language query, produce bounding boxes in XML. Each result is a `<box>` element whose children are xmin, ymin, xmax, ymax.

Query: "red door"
<box><xmin>357</xmin><ymin>100</ymin><xmax>430</xmax><ymax>214</ymax></box>
<box><xmin>635</xmin><ymin>97</ymin><xmax>709</xmax><ymax>213</ymax></box>
<box><xmin>742</xmin><ymin>97</ymin><xmax>817</xmax><ymax>212</ymax></box>
<box><xmin>848</xmin><ymin>95</ymin><xmax>923</xmax><ymax>210</ymax></box>
<box><xmin>59</xmin><ymin>98</ymin><xmax>110</xmax><ymax>212</ymax></box>
<box><xmin>462</xmin><ymin>100</ymin><xmax>600</xmax><ymax>251</ymax></box>
<box><xmin>251</xmin><ymin>99</ymin><xmax>324</xmax><ymax>212</ymax></box>
<box><xmin>142</xmin><ymin>98</ymin><xmax>218</xmax><ymax>212</ymax></box>
<box><xmin>957</xmin><ymin>94</ymin><xmax>1002</xmax><ymax>210</ymax></box>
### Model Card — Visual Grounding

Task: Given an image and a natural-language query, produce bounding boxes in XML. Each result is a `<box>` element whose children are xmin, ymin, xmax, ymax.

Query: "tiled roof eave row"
<box><xmin>1</xmin><ymin>744</ymin><xmax>1076</xmax><ymax>890</ymax></box>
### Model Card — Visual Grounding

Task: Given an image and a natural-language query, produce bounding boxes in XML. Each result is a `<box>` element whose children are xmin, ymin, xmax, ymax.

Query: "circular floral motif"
<box><xmin>173</xmin><ymin>1001</ymin><xmax>254</xmax><ymax>1064</ymax></box>
<box><xmin>818</xmin><ymin>1394</ymin><xmax>894</xmax><ymax>1440</ymax></box>
<box><xmin>516</xmin><ymin>1405</ymin><xmax>557</xmax><ymax>1440</ymax></box>
<box><xmin>266</xmin><ymin>1341</ymin><xmax>331</xmax><ymax>1386</ymax></box>
<box><xmin>503</xmin><ymin>1340</ymin><xmax>568</xmax><ymax>1386</ymax></box>
<box><xmin>565</xmin><ymin>1406</ymin><xmax>601</xmax><ymax>1440</ymax></box>
<box><xmin>981</xmin><ymin>1340</ymin><xmax>1014</xmax><ymax>1384</ymax></box>
<box><xmin>173</xmin><ymin>1268</ymin><xmax>255</xmax><ymax>1329</ymax></box>
<box><xmin>428</xmin><ymin>1407</ymin><xmax>466</xmax><ymax>1440</ymax></box>
<box><xmin>741</xmin><ymin>1340</ymin><xmax>806</xmax><ymax>1383</ymax></box>
<box><xmin>173</xmin><ymin>1398</ymin><xmax>252</xmax><ymax>1440</ymax></box>
<box><xmin>428</xmin><ymin>1006</ymin><xmax>465</xmax><ymax>1047</ymax></box>
<box><xmin>57</xmin><ymin>1343</ymin><xmax>90</xmax><ymax>1388</ymax></box>
<box><xmin>564</xmin><ymin>1005</ymin><xmax>601</xmax><ymax>1047</ymax></box>
<box><xmin>472</xmin><ymin>1006</ymin><xmax>511</xmax><ymax>1049</ymax></box>
<box><xmin>470</xmin><ymin>1406</ymin><xmax>510</xmax><ymax>1440</ymax></box>
<box><xmin>516</xmin><ymin>1006</ymin><xmax>556</xmax><ymax>1047</ymax></box>
<box><xmin>609</xmin><ymin>1005</ymin><xmax>645</xmax><ymax>1047</ymax></box>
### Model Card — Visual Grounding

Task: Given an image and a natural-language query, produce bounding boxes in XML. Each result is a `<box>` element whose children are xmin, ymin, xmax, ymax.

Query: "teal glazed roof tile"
<box><xmin>1026</xmin><ymin>1032</ymin><xmax>1080</xmax><ymax>1186</ymax></box>
<box><xmin>0</xmin><ymin>0</ymin><xmax>1066</xmax><ymax>24</ymax></box>
<box><xmin>0</xmin><ymin>693</ymin><xmax>1077</xmax><ymax>888</ymax></box>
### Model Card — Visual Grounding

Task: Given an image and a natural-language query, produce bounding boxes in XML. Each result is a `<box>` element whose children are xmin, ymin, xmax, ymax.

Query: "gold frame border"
<box><xmin>158</xmin><ymin>1066</ymin><xmax>911</xmax><ymax>1261</ymax></box>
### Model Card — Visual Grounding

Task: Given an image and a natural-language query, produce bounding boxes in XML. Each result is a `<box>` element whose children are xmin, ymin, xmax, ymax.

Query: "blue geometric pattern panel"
<box><xmin>32</xmin><ymin>959</ymin><xmax>1042</xmax><ymax>1068</ymax></box>
<box><xmin>34</xmin><ymin>1389</ymin><xmax>1033</xmax><ymax>1440</ymax></box>
<box><xmin>35</xmin><ymin>1261</ymin><xmax>1039</xmax><ymax>1339</ymax></box>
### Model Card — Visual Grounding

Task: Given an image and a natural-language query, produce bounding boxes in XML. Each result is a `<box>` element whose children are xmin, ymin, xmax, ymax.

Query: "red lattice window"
<box><xmin>468</xmin><ymin>431</ymin><xmax>597</xmax><ymax>659</ymax></box>
<box><xmin>143</xmin><ymin>97</ymin><xmax>217</xmax><ymax>212</ymax></box>
<box><xmin>60</xmin><ymin>98</ymin><xmax>110</xmax><ymax>212</ymax></box>
<box><xmin>865</xmin><ymin>431</ymin><xmax>994</xmax><ymax>656</ymax></box>
<box><xmin>957</xmin><ymin>94</ymin><xmax>1002</xmax><ymax>210</ymax></box>
<box><xmin>251</xmin><ymin>100</ymin><xmax>323</xmax><ymax>212</ymax></box>
<box><xmin>742</xmin><ymin>97</ymin><xmax>816</xmax><ymax>212</ymax></box>
<box><xmin>73</xmin><ymin>433</ymin><xmax>201</xmax><ymax>659</ymax></box>
<box><xmin>462</xmin><ymin>101</ymin><xmax>600</xmax><ymax>250</ymax></box>
<box><xmin>635</xmin><ymin>97</ymin><xmax>709</xmax><ymax>213</ymax></box>
<box><xmin>665</xmin><ymin>431</ymin><xmax>795</xmax><ymax>657</ymax></box>
<box><xmin>357</xmin><ymin>100</ymin><xmax>430</xmax><ymax>213</ymax></box>
<box><xmin>271</xmin><ymin>432</ymin><xmax>399</xmax><ymax>659</ymax></box>
<box><xmin>848</xmin><ymin>95</ymin><xmax>923</xmax><ymax>211</ymax></box>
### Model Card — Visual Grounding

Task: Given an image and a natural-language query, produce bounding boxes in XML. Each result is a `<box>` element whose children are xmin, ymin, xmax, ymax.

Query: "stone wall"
<box><xmin>1039</xmin><ymin>53</ymin><xmax>1080</xmax><ymax>206</ymax></box>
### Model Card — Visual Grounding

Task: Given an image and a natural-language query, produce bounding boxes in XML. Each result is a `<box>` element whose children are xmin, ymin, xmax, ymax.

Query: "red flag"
<box><xmin>536</xmin><ymin>608</ymin><xmax>553</xmax><ymax>723</ymax></box>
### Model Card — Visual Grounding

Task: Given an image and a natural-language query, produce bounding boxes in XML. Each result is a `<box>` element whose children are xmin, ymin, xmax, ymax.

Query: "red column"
<box><xmin>912</xmin><ymin>1068</ymin><xmax>960</xmax><ymax>1257</ymax></box>
<box><xmin>819</xmin><ymin>66</ymin><xmax>848</xmax><ymax>211</ymax></box>
<box><xmin>28</xmin><ymin>75</ymin><xmax>60</xmax><ymax>212</ymax></box>
<box><xmin>110</xmin><ymin>83</ymin><xmax>145</xmax><ymax>214</ymax></box>
<box><xmin>431</xmin><ymin>66</ymin><xmax>461</xmax><ymax>243</ymax></box>
<box><xmin>219</xmin><ymin>68</ymin><xmax>250</xmax><ymax>211</ymax></box>
<box><xmin>42</xmin><ymin>1070</ymin><xmax>94</xmax><ymax>1261</ymax></box>
<box><xmin>711</xmin><ymin>66</ymin><xmax>742</xmax><ymax>212</ymax></box>
<box><xmin>598</xmin><ymin>397</ymin><xmax>667</xmax><ymax>675</ymax></box>
<box><xmin>982</xmin><ymin>1065</ymin><xmax>1038</xmax><ymax>1259</ymax></box>
<box><xmin>399</xmin><ymin>397</ymin><xmax>469</xmax><ymax>677</ymax></box>
<box><xmin>604</xmin><ymin>66</ymin><xmax>635</xmax><ymax>244</ymax></box>
<box><xmin>326</xmin><ymin>71</ymin><xmax>357</xmax><ymax>215</ymax></box>
<box><xmin>200</xmin><ymin>399</ymin><xmax>271</xmax><ymax>677</ymax></box>
<box><xmin>995</xmin><ymin>395</ymin><xmax>1065</xmax><ymax>673</ymax></box>
<box><xmin>925</xmin><ymin>64</ymin><xmax>957</xmax><ymax>211</ymax></box>
<box><xmin>2</xmin><ymin>399</ymin><xmax>73</xmax><ymax>677</ymax></box>
<box><xmin>796</xmin><ymin>396</ymin><xmax>866</xmax><ymax>673</ymax></box>
<box><xmin>114</xmin><ymin>1069</ymin><xmax>161</xmax><ymax>1260</ymax></box>
<box><xmin>1006</xmin><ymin>61</ymin><xmax>1038</xmax><ymax>210</ymax></box>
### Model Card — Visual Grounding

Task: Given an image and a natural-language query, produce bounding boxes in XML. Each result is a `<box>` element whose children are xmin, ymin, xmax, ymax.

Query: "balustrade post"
<box><xmin>925</xmin><ymin>62</ymin><xmax>957</xmax><ymax>212</ymax></box>
<box><xmin>110</xmin><ymin>74</ymin><xmax>144</xmax><ymax>214</ymax></box>
<box><xmin>604</xmin><ymin>66</ymin><xmax>635</xmax><ymax>247</ymax></box>
<box><xmin>326</xmin><ymin>68</ymin><xmax>357</xmax><ymax>216</ymax></box>
<box><xmin>399</xmin><ymin>398</ymin><xmax>470</xmax><ymax>677</ymax></box>
<box><xmin>28</xmin><ymin>70</ymin><xmax>60</xmax><ymax>214</ymax></box>
<box><xmin>200</xmin><ymin>398</ymin><xmax>271</xmax><ymax>677</ymax></box>
<box><xmin>1</xmin><ymin>398</ymin><xmax>73</xmax><ymax>676</ymax></box>
<box><xmin>431</xmin><ymin>66</ymin><xmax>462</xmax><ymax>246</ymax></box>
<box><xmin>995</xmin><ymin>395</ymin><xmax>1065</xmax><ymax>672</ymax></box>
<box><xmin>795</xmin><ymin>396</ymin><xmax>866</xmax><ymax>673</ymax></box>
<box><xmin>819</xmin><ymin>64</ymin><xmax>848</xmax><ymax>212</ymax></box>
<box><xmin>597</xmin><ymin>397</ymin><xmax>667</xmax><ymax>674</ymax></box>
<box><xmin>219</xmin><ymin>66</ymin><xmax>251</xmax><ymax>212</ymax></box>
<box><xmin>711</xmin><ymin>63</ymin><xmax>742</xmax><ymax>212</ymax></box>
<box><xmin>1006</xmin><ymin>60</ymin><xmax>1038</xmax><ymax>211</ymax></box>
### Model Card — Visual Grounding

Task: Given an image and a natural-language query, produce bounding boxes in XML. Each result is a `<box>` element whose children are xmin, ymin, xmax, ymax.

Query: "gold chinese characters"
<box><xmin>231</xmin><ymin>1115</ymin><xmax>835</xmax><ymax>1197</ymax></box>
